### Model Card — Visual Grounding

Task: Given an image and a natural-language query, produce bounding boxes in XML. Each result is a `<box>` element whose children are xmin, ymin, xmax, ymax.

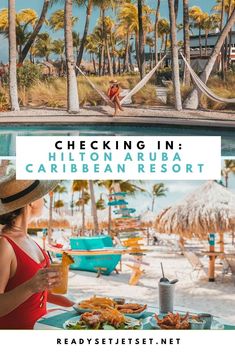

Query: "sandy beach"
<box><xmin>46</xmin><ymin>239</ymin><xmax>235</xmax><ymax>325</ymax></box>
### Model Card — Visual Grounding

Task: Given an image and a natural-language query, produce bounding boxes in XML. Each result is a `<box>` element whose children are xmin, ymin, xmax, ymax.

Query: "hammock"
<box><xmin>76</xmin><ymin>55</ymin><xmax>166</xmax><ymax>107</ymax></box>
<box><xmin>181</xmin><ymin>53</ymin><xmax>235</xmax><ymax>104</ymax></box>
<box><xmin>76</xmin><ymin>65</ymin><xmax>114</xmax><ymax>107</ymax></box>
<box><xmin>120</xmin><ymin>55</ymin><xmax>166</xmax><ymax>105</ymax></box>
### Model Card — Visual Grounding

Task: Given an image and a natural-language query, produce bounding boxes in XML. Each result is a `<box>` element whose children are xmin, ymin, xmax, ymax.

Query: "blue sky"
<box><xmin>0</xmin><ymin>0</ymin><xmax>217</xmax><ymax>63</ymax></box>
<box><xmin>1</xmin><ymin>159</ymin><xmax>233</xmax><ymax>218</ymax></box>
<box><xmin>48</xmin><ymin>167</ymin><xmax>235</xmax><ymax>219</ymax></box>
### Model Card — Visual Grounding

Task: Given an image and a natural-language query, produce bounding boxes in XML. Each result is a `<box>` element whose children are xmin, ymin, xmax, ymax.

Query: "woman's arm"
<box><xmin>0</xmin><ymin>237</ymin><xmax>61</xmax><ymax>317</ymax></box>
<box><xmin>47</xmin><ymin>292</ymin><xmax>75</xmax><ymax>307</ymax></box>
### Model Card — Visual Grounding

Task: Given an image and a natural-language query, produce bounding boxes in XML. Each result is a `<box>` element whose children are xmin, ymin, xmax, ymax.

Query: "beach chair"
<box><xmin>222</xmin><ymin>254</ymin><xmax>235</xmax><ymax>284</ymax></box>
<box><xmin>183</xmin><ymin>251</ymin><xmax>207</xmax><ymax>279</ymax></box>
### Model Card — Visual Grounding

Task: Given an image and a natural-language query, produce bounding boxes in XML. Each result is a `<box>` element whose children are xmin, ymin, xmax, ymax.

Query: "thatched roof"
<box><xmin>29</xmin><ymin>209</ymin><xmax>71</xmax><ymax>229</ymax></box>
<box><xmin>155</xmin><ymin>181</ymin><xmax>235</xmax><ymax>238</ymax></box>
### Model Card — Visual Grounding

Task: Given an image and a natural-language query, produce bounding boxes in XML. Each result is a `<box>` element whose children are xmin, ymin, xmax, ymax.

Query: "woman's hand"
<box><xmin>25</xmin><ymin>268</ymin><xmax>61</xmax><ymax>294</ymax></box>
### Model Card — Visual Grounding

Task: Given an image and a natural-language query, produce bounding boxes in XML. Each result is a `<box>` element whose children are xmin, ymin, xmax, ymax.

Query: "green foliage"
<box><xmin>0</xmin><ymin>89</ymin><xmax>9</xmax><ymax>111</ymax></box>
<box><xmin>17</xmin><ymin>62</ymin><xmax>42</xmax><ymax>88</ymax></box>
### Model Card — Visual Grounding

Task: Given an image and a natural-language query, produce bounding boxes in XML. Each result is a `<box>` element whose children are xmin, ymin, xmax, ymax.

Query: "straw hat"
<box><xmin>0</xmin><ymin>172</ymin><xmax>59</xmax><ymax>216</ymax></box>
<box><xmin>109</xmin><ymin>79</ymin><xmax>119</xmax><ymax>85</ymax></box>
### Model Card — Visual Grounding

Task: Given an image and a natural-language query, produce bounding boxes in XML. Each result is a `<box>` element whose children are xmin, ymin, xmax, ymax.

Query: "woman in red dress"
<box><xmin>108</xmin><ymin>80</ymin><xmax>124</xmax><ymax>116</ymax></box>
<box><xmin>0</xmin><ymin>173</ymin><xmax>74</xmax><ymax>329</ymax></box>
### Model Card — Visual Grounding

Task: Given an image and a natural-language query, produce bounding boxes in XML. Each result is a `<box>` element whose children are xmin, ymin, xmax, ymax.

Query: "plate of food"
<box><xmin>150</xmin><ymin>312</ymin><xmax>190</xmax><ymax>330</ymax></box>
<box><xmin>73</xmin><ymin>296</ymin><xmax>117</xmax><ymax>314</ymax></box>
<box><xmin>116</xmin><ymin>303</ymin><xmax>147</xmax><ymax>319</ymax></box>
<box><xmin>64</xmin><ymin>308</ymin><xmax>142</xmax><ymax>330</ymax></box>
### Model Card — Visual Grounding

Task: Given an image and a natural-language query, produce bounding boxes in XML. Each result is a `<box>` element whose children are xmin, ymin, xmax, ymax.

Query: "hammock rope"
<box><xmin>75</xmin><ymin>55</ymin><xmax>166</xmax><ymax>107</ymax></box>
<box><xmin>181</xmin><ymin>53</ymin><xmax>235</xmax><ymax>104</ymax></box>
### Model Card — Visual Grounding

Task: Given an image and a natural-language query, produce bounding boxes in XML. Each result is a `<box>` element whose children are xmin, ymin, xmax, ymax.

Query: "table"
<box><xmin>34</xmin><ymin>304</ymin><xmax>235</xmax><ymax>330</ymax></box>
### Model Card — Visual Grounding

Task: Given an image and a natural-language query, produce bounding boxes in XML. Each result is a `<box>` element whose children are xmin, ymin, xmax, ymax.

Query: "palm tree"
<box><xmin>53</xmin><ymin>184</ymin><xmax>67</xmax><ymax>214</ymax></box>
<box><xmin>221</xmin><ymin>160</ymin><xmax>235</xmax><ymax>188</ymax></box>
<box><xmin>184</xmin><ymin>8</ymin><xmax>235</xmax><ymax>109</ymax></box>
<box><xmin>64</xmin><ymin>0</ymin><xmax>79</xmax><ymax>113</ymax></box>
<box><xmin>19</xmin><ymin>0</ymin><xmax>51</xmax><ymax>63</ymax></box>
<box><xmin>151</xmin><ymin>183</ymin><xmax>168</xmax><ymax>212</ymax></box>
<box><xmin>183</xmin><ymin>0</ymin><xmax>191</xmax><ymax>86</ymax></box>
<box><xmin>117</xmin><ymin>2</ymin><xmax>152</xmax><ymax>74</ymax></box>
<box><xmin>137</xmin><ymin>0</ymin><xmax>145</xmax><ymax>79</ymax></box>
<box><xmin>154</xmin><ymin>0</ymin><xmax>161</xmax><ymax>65</ymax></box>
<box><xmin>49</xmin><ymin>9</ymin><xmax>78</xmax><ymax>31</ymax></box>
<box><xmin>52</xmin><ymin>39</ymin><xmax>65</xmax><ymax>75</ymax></box>
<box><xmin>8</xmin><ymin>0</ymin><xmax>19</xmax><ymax>111</ymax></box>
<box><xmin>34</xmin><ymin>33</ymin><xmax>53</xmax><ymax>61</ymax></box>
<box><xmin>85</xmin><ymin>33</ymin><xmax>99</xmax><ymax>73</ymax></box>
<box><xmin>72</xmin><ymin>180</ymin><xmax>89</xmax><ymax>236</ymax></box>
<box><xmin>88</xmin><ymin>180</ymin><xmax>99</xmax><ymax>234</ymax></box>
<box><xmin>158</xmin><ymin>18</ymin><xmax>170</xmax><ymax>57</ymax></box>
<box><xmin>0</xmin><ymin>8</ymin><xmax>38</xmax><ymax>59</ymax></box>
<box><xmin>146</xmin><ymin>36</ymin><xmax>154</xmax><ymax>69</ymax></box>
<box><xmin>76</xmin><ymin>0</ymin><xmax>93</xmax><ymax>67</ymax></box>
<box><xmin>48</xmin><ymin>189</ymin><xmax>54</xmax><ymax>245</ymax></box>
<box><xmin>174</xmin><ymin>0</ymin><xmax>179</xmax><ymax>19</ymax></box>
<box><xmin>168</xmin><ymin>0</ymin><xmax>182</xmax><ymax>111</ymax></box>
<box><xmin>189</xmin><ymin>6</ymin><xmax>206</xmax><ymax>58</ymax></box>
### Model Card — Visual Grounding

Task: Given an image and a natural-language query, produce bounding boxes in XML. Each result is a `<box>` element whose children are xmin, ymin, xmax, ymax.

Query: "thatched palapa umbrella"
<box><xmin>155</xmin><ymin>181</ymin><xmax>235</xmax><ymax>281</ymax></box>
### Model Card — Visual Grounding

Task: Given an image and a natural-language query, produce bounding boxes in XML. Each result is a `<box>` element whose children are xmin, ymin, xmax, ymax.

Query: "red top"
<box><xmin>0</xmin><ymin>236</ymin><xmax>49</xmax><ymax>329</ymax></box>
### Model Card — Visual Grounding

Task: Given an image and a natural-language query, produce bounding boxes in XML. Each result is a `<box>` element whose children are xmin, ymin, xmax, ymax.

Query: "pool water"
<box><xmin>0</xmin><ymin>123</ymin><xmax>234</xmax><ymax>156</ymax></box>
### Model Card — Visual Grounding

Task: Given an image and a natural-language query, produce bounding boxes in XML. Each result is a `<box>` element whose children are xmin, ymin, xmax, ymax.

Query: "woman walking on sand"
<box><xmin>108</xmin><ymin>80</ymin><xmax>124</xmax><ymax>116</ymax></box>
<box><xmin>0</xmin><ymin>173</ymin><xmax>74</xmax><ymax>329</ymax></box>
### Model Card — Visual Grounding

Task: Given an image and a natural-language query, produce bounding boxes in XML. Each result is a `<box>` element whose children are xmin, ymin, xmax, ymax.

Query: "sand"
<box><xmin>60</xmin><ymin>240</ymin><xmax>235</xmax><ymax>325</ymax></box>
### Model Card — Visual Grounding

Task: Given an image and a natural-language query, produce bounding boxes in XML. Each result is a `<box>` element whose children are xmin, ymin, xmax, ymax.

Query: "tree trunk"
<box><xmin>65</xmin><ymin>0</ymin><xmax>79</xmax><ymax>113</ymax></box>
<box><xmin>118</xmin><ymin>57</ymin><xmax>121</xmax><ymax>75</ymax></box>
<box><xmin>89</xmin><ymin>180</ymin><xmax>99</xmax><ymax>234</ymax></box>
<box><xmin>137</xmin><ymin>0</ymin><xmax>145</xmax><ymax>79</ymax></box>
<box><xmin>48</xmin><ymin>191</ymin><xmax>53</xmax><ymax>245</ymax></box>
<box><xmin>92</xmin><ymin>54</ymin><xmax>97</xmax><ymax>74</ymax></box>
<box><xmin>77</xmin><ymin>0</ymin><xmax>93</xmax><ymax>67</ymax></box>
<box><xmin>108</xmin><ymin>205</ymin><xmax>112</xmax><ymax>234</ymax></box>
<box><xmin>151</xmin><ymin>196</ymin><xmax>155</xmax><ymax>212</ymax></box>
<box><xmin>123</xmin><ymin>32</ymin><xmax>130</xmax><ymax>73</ymax></box>
<box><xmin>225</xmin><ymin>174</ymin><xmax>228</xmax><ymax>188</ymax></box>
<box><xmin>106</xmin><ymin>41</ymin><xmax>113</xmax><ymax>76</ymax></box>
<box><xmin>8</xmin><ymin>0</ymin><xmax>19</xmax><ymax>111</ymax></box>
<box><xmin>219</xmin><ymin>0</ymin><xmax>225</xmax><ymax>75</ymax></box>
<box><xmin>112</xmin><ymin>54</ymin><xmax>117</xmax><ymax>74</ymax></box>
<box><xmin>19</xmin><ymin>0</ymin><xmax>50</xmax><ymax>63</ymax></box>
<box><xmin>135</xmin><ymin>35</ymin><xmax>140</xmax><ymax>69</ymax></box>
<box><xmin>199</xmin><ymin>27</ymin><xmax>202</xmax><ymax>58</ymax></box>
<box><xmin>81</xmin><ymin>189</ymin><xmax>85</xmax><ymax>237</ymax></box>
<box><xmin>174</xmin><ymin>0</ymin><xmax>179</xmax><ymax>20</ymax></box>
<box><xmin>164</xmin><ymin>34</ymin><xmax>168</xmax><ymax>54</ymax></box>
<box><xmin>154</xmin><ymin>0</ymin><xmax>161</xmax><ymax>66</ymax></box>
<box><xmin>168</xmin><ymin>0</ymin><xmax>182</xmax><ymax>111</ymax></box>
<box><xmin>184</xmin><ymin>9</ymin><xmax>235</xmax><ymax>109</ymax></box>
<box><xmin>183</xmin><ymin>0</ymin><xmax>191</xmax><ymax>86</ymax></box>
<box><xmin>98</xmin><ymin>48</ymin><xmax>102</xmax><ymax>76</ymax></box>
<box><xmin>205</xmin><ymin>32</ymin><xmax>208</xmax><ymax>57</ymax></box>
<box><xmin>129</xmin><ymin>44</ymin><xmax>134</xmax><ymax>71</ymax></box>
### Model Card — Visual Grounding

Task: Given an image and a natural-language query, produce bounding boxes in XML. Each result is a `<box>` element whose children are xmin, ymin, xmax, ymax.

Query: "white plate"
<box><xmin>63</xmin><ymin>315</ymin><xmax>141</xmax><ymax>330</ymax></box>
